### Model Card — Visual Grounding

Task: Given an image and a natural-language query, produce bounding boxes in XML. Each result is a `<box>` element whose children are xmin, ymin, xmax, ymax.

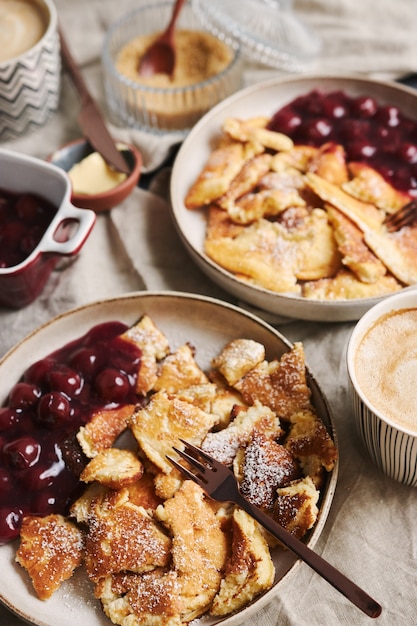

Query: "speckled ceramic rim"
<box><xmin>347</xmin><ymin>286</ymin><xmax>417</xmax><ymax>485</ymax></box>
<box><xmin>0</xmin><ymin>0</ymin><xmax>61</xmax><ymax>139</ymax></box>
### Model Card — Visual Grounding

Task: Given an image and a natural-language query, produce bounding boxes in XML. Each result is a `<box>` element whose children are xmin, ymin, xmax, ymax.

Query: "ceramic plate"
<box><xmin>170</xmin><ymin>74</ymin><xmax>417</xmax><ymax>322</ymax></box>
<box><xmin>0</xmin><ymin>292</ymin><xmax>337</xmax><ymax>626</ymax></box>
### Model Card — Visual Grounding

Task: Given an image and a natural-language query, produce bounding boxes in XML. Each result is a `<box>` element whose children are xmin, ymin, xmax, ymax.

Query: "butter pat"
<box><xmin>68</xmin><ymin>152</ymin><xmax>127</xmax><ymax>195</ymax></box>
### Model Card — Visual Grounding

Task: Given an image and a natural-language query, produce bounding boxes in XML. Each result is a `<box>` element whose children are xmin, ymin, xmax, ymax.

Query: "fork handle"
<box><xmin>234</xmin><ymin>492</ymin><xmax>382</xmax><ymax>618</ymax></box>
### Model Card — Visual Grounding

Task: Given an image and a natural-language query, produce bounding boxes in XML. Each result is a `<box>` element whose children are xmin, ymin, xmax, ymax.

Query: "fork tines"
<box><xmin>167</xmin><ymin>440</ymin><xmax>212</xmax><ymax>486</ymax></box>
<box><xmin>383</xmin><ymin>199</ymin><xmax>417</xmax><ymax>232</ymax></box>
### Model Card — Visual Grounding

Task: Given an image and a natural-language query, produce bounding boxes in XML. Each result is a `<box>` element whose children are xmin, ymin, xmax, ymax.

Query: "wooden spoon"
<box><xmin>137</xmin><ymin>0</ymin><xmax>186</xmax><ymax>78</ymax></box>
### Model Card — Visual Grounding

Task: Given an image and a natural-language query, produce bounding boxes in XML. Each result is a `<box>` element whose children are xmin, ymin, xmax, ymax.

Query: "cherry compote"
<box><xmin>267</xmin><ymin>89</ymin><xmax>417</xmax><ymax>197</ymax></box>
<box><xmin>0</xmin><ymin>321</ymin><xmax>142</xmax><ymax>543</ymax></box>
<box><xmin>0</xmin><ymin>188</ymin><xmax>59</xmax><ymax>268</ymax></box>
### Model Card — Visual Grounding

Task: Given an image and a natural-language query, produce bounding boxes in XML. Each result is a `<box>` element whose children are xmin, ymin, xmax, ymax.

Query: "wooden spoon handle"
<box><xmin>164</xmin><ymin>0</ymin><xmax>186</xmax><ymax>40</ymax></box>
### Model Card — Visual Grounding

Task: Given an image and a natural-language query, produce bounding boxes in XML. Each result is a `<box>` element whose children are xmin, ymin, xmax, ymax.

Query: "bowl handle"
<box><xmin>38</xmin><ymin>202</ymin><xmax>96</xmax><ymax>255</ymax></box>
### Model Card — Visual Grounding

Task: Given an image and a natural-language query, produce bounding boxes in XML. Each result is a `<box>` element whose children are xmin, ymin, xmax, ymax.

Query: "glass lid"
<box><xmin>192</xmin><ymin>0</ymin><xmax>321</xmax><ymax>72</ymax></box>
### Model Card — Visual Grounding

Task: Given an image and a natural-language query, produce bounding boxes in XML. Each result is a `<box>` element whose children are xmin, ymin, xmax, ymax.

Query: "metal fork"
<box><xmin>167</xmin><ymin>440</ymin><xmax>382</xmax><ymax>619</ymax></box>
<box><xmin>383</xmin><ymin>199</ymin><xmax>417</xmax><ymax>232</ymax></box>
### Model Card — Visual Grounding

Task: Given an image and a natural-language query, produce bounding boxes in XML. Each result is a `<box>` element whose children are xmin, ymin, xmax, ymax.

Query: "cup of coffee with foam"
<box><xmin>347</xmin><ymin>287</ymin><xmax>417</xmax><ymax>486</ymax></box>
<box><xmin>0</xmin><ymin>0</ymin><xmax>60</xmax><ymax>139</ymax></box>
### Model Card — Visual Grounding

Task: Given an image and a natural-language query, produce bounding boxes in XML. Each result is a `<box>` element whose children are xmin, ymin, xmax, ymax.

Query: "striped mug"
<box><xmin>0</xmin><ymin>0</ymin><xmax>60</xmax><ymax>139</ymax></box>
<box><xmin>347</xmin><ymin>287</ymin><xmax>417</xmax><ymax>486</ymax></box>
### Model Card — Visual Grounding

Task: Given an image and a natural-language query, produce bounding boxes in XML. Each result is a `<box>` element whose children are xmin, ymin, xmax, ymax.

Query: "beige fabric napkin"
<box><xmin>1</xmin><ymin>1</ymin><xmax>417</xmax><ymax>625</ymax></box>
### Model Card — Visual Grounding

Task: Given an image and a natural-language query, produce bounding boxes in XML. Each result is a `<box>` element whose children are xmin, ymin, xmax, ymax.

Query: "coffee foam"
<box><xmin>0</xmin><ymin>0</ymin><xmax>48</xmax><ymax>63</ymax></box>
<box><xmin>354</xmin><ymin>308</ymin><xmax>417</xmax><ymax>432</ymax></box>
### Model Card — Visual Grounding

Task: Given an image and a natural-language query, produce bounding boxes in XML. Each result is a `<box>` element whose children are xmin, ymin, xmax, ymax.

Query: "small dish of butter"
<box><xmin>48</xmin><ymin>138</ymin><xmax>142</xmax><ymax>212</ymax></box>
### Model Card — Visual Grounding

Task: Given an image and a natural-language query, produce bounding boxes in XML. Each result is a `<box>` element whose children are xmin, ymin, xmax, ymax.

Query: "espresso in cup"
<box><xmin>0</xmin><ymin>0</ymin><xmax>48</xmax><ymax>62</ymax></box>
<box><xmin>354</xmin><ymin>307</ymin><xmax>417</xmax><ymax>433</ymax></box>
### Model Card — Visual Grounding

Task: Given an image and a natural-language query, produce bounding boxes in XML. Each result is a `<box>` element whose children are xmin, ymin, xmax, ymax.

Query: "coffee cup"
<box><xmin>0</xmin><ymin>0</ymin><xmax>60</xmax><ymax>139</ymax></box>
<box><xmin>347</xmin><ymin>287</ymin><xmax>417</xmax><ymax>486</ymax></box>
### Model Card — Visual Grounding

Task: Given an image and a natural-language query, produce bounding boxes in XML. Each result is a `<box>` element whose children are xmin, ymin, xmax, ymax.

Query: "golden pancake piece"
<box><xmin>235</xmin><ymin>342</ymin><xmax>312</xmax><ymax>421</ymax></box>
<box><xmin>121</xmin><ymin>314</ymin><xmax>170</xmax><ymax>395</ymax></box>
<box><xmin>210</xmin><ymin>508</ymin><xmax>275</xmax><ymax>616</ymax></box>
<box><xmin>77</xmin><ymin>404</ymin><xmax>136</xmax><ymax>458</ymax></box>
<box><xmin>80</xmin><ymin>448</ymin><xmax>144</xmax><ymax>489</ymax></box>
<box><xmin>129</xmin><ymin>389</ymin><xmax>219</xmax><ymax>474</ymax></box>
<box><xmin>303</xmin><ymin>268</ymin><xmax>402</xmax><ymax>300</ymax></box>
<box><xmin>285</xmin><ymin>408</ymin><xmax>338</xmax><ymax>488</ymax></box>
<box><xmin>327</xmin><ymin>205</ymin><xmax>387</xmax><ymax>283</ymax></box>
<box><xmin>305</xmin><ymin>171</ymin><xmax>384</xmax><ymax>232</ymax></box>
<box><xmin>212</xmin><ymin>338</ymin><xmax>265</xmax><ymax>386</ymax></box>
<box><xmin>308</xmin><ymin>142</ymin><xmax>349</xmax><ymax>185</ymax></box>
<box><xmin>185</xmin><ymin>142</ymin><xmax>255</xmax><ymax>209</ymax></box>
<box><xmin>344</xmin><ymin>162</ymin><xmax>410</xmax><ymax>212</ymax></box>
<box><xmin>273</xmin><ymin>476</ymin><xmax>319</xmax><ymax>539</ymax></box>
<box><xmin>156</xmin><ymin>480</ymin><xmax>228</xmax><ymax>620</ymax></box>
<box><xmin>85</xmin><ymin>487</ymin><xmax>171</xmax><ymax>583</ymax></box>
<box><xmin>364</xmin><ymin>224</ymin><xmax>417</xmax><ymax>285</ymax></box>
<box><xmin>16</xmin><ymin>515</ymin><xmax>84</xmax><ymax>600</ymax></box>
<box><xmin>153</xmin><ymin>343</ymin><xmax>209</xmax><ymax>393</ymax></box>
<box><xmin>202</xmin><ymin>401</ymin><xmax>282</xmax><ymax>466</ymax></box>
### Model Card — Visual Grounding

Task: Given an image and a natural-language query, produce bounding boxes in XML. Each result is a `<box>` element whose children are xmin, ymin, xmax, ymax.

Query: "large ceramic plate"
<box><xmin>170</xmin><ymin>74</ymin><xmax>417</xmax><ymax>322</ymax></box>
<box><xmin>0</xmin><ymin>292</ymin><xmax>337</xmax><ymax>626</ymax></box>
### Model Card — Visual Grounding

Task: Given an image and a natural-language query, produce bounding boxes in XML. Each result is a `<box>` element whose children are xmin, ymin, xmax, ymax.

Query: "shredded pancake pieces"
<box><xmin>15</xmin><ymin>316</ymin><xmax>337</xmax><ymax>626</ymax></box>
<box><xmin>185</xmin><ymin>116</ymin><xmax>417</xmax><ymax>300</ymax></box>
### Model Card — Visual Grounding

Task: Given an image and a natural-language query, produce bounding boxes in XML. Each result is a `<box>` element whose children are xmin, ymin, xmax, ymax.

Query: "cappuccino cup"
<box><xmin>0</xmin><ymin>0</ymin><xmax>60</xmax><ymax>139</ymax></box>
<box><xmin>347</xmin><ymin>288</ymin><xmax>417</xmax><ymax>486</ymax></box>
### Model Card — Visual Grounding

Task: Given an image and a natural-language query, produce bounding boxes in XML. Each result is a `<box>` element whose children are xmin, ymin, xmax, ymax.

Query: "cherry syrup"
<box><xmin>0</xmin><ymin>321</ymin><xmax>142</xmax><ymax>543</ymax></box>
<box><xmin>267</xmin><ymin>89</ymin><xmax>417</xmax><ymax>197</ymax></box>
<box><xmin>0</xmin><ymin>189</ymin><xmax>58</xmax><ymax>268</ymax></box>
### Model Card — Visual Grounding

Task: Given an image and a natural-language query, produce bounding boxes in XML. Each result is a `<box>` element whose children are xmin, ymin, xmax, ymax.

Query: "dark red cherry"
<box><xmin>351</xmin><ymin>95</ymin><xmax>378</xmax><ymax>117</ymax></box>
<box><xmin>15</xmin><ymin>193</ymin><xmax>41</xmax><ymax>221</ymax></box>
<box><xmin>3</xmin><ymin>221</ymin><xmax>26</xmax><ymax>247</ymax></box>
<box><xmin>397</xmin><ymin>142</ymin><xmax>417</xmax><ymax>164</ymax></box>
<box><xmin>49</xmin><ymin>365</ymin><xmax>83</xmax><ymax>397</ymax></box>
<box><xmin>346</xmin><ymin>141</ymin><xmax>377</xmax><ymax>161</ymax></box>
<box><xmin>23</xmin><ymin>358</ymin><xmax>56</xmax><ymax>388</ymax></box>
<box><xmin>20</xmin><ymin>225</ymin><xmax>44</xmax><ymax>255</ymax></box>
<box><xmin>3</xmin><ymin>437</ymin><xmax>41</xmax><ymax>469</ymax></box>
<box><xmin>9</xmin><ymin>382</ymin><xmax>41</xmax><ymax>409</ymax></box>
<box><xmin>322</xmin><ymin>94</ymin><xmax>349</xmax><ymax>119</ymax></box>
<box><xmin>94</xmin><ymin>368</ymin><xmax>130</xmax><ymax>402</ymax></box>
<box><xmin>303</xmin><ymin>118</ymin><xmax>333</xmax><ymax>142</ymax></box>
<box><xmin>37</xmin><ymin>392</ymin><xmax>71</xmax><ymax>427</ymax></box>
<box><xmin>0</xmin><ymin>507</ymin><xmax>22</xmax><ymax>544</ymax></box>
<box><xmin>339</xmin><ymin>118</ymin><xmax>371</xmax><ymax>141</ymax></box>
<box><xmin>0</xmin><ymin>407</ymin><xmax>20</xmax><ymax>431</ymax></box>
<box><xmin>268</xmin><ymin>108</ymin><xmax>302</xmax><ymax>135</ymax></box>
<box><xmin>69</xmin><ymin>347</ymin><xmax>100</xmax><ymax>379</ymax></box>
<box><xmin>375</xmin><ymin>105</ymin><xmax>401</xmax><ymax>127</ymax></box>
<box><xmin>30</xmin><ymin>491</ymin><xmax>58</xmax><ymax>516</ymax></box>
<box><xmin>0</xmin><ymin>468</ymin><xmax>12</xmax><ymax>496</ymax></box>
<box><xmin>21</xmin><ymin>462</ymin><xmax>56</xmax><ymax>490</ymax></box>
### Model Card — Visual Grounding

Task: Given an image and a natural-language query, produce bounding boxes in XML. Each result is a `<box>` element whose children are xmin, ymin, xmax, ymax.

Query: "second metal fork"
<box><xmin>383</xmin><ymin>199</ymin><xmax>417</xmax><ymax>232</ymax></box>
<box><xmin>167</xmin><ymin>440</ymin><xmax>382</xmax><ymax>620</ymax></box>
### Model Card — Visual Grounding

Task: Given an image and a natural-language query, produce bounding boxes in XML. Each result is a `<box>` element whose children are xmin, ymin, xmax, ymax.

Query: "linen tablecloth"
<box><xmin>1</xmin><ymin>1</ymin><xmax>417</xmax><ymax>625</ymax></box>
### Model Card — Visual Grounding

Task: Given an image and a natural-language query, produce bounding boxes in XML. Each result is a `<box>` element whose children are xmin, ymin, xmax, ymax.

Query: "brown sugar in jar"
<box><xmin>117</xmin><ymin>29</ymin><xmax>233</xmax><ymax>87</ymax></box>
<box><xmin>115</xmin><ymin>29</ymin><xmax>236</xmax><ymax>130</ymax></box>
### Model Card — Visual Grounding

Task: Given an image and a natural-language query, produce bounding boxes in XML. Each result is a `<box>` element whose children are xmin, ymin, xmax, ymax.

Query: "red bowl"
<box><xmin>0</xmin><ymin>148</ymin><xmax>96</xmax><ymax>309</ymax></box>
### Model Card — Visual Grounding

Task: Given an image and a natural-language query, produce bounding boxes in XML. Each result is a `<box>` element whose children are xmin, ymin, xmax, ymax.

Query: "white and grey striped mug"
<box><xmin>347</xmin><ymin>288</ymin><xmax>417</xmax><ymax>486</ymax></box>
<box><xmin>0</xmin><ymin>0</ymin><xmax>60</xmax><ymax>140</ymax></box>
